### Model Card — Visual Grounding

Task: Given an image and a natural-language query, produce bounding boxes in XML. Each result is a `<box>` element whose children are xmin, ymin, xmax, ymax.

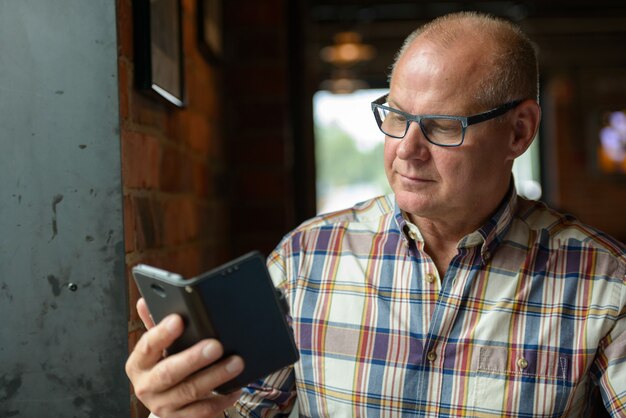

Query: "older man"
<box><xmin>126</xmin><ymin>11</ymin><xmax>626</xmax><ymax>417</ymax></box>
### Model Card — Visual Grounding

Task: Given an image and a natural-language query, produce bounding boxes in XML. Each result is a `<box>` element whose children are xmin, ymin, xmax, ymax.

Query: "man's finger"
<box><xmin>137</xmin><ymin>298</ymin><xmax>156</xmax><ymax>329</ymax></box>
<box><xmin>157</xmin><ymin>355</ymin><xmax>245</xmax><ymax>410</ymax></box>
<box><xmin>147</xmin><ymin>338</ymin><xmax>225</xmax><ymax>393</ymax></box>
<box><xmin>127</xmin><ymin>314</ymin><xmax>184</xmax><ymax>373</ymax></box>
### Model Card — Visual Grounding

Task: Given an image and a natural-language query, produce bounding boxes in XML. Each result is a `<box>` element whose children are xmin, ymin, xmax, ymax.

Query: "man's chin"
<box><xmin>394</xmin><ymin>189</ymin><xmax>437</xmax><ymax>218</ymax></box>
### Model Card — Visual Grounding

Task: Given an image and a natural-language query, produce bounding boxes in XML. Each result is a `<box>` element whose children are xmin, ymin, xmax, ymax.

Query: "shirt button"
<box><xmin>517</xmin><ymin>358</ymin><xmax>528</xmax><ymax>370</ymax></box>
<box><xmin>483</xmin><ymin>251</ymin><xmax>491</xmax><ymax>261</ymax></box>
<box><xmin>427</xmin><ymin>351</ymin><xmax>437</xmax><ymax>362</ymax></box>
<box><xmin>425</xmin><ymin>273</ymin><xmax>435</xmax><ymax>283</ymax></box>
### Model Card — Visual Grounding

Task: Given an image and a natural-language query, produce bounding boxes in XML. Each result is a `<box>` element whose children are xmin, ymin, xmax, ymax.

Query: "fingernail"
<box><xmin>225</xmin><ymin>356</ymin><xmax>244</xmax><ymax>374</ymax></box>
<box><xmin>165</xmin><ymin>315</ymin><xmax>178</xmax><ymax>333</ymax></box>
<box><xmin>202</xmin><ymin>341</ymin><xmax>218</xmax><ymax>359</ymax></box>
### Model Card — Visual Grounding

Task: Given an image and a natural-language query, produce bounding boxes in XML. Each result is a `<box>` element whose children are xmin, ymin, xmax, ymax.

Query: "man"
<box><xmin>126</xmin><ymin>11</ymin><xmax>626</xmax><ymax>417</ymax></box>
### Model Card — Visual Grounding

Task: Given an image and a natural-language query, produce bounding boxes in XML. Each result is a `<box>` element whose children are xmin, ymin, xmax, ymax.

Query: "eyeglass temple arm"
<box><xmin>466</xmin><ymin>100</ymin><xmax>523</xmax><ymax>125</ymax></box>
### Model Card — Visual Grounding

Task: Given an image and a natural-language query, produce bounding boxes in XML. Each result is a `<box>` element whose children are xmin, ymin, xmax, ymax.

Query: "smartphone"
<box><xmin>132</xmin><ymin>251</ymin><xmax>299</xmax><ymax>393</ymax></box>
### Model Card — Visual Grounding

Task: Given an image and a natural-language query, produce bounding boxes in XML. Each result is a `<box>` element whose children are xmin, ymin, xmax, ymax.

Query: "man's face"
<box><xmin>385</xmin><ymin>38</ymin><xmax>517</xmax><ymax>224</ymax></box>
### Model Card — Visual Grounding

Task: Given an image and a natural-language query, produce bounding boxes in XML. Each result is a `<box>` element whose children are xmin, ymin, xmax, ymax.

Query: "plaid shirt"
<box><xmin>235</xmin><ymin>188</ymin><xmax>626</xmax><ymax>417</ymax></box>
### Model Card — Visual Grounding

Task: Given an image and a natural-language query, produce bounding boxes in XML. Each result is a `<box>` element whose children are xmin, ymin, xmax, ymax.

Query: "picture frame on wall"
<box><xmin>197</xmin><ymin>0</ymin><xmax>222</xmax><ymax>65</ymax></box>
<box><xmin>133</xmin><ymin>0</ymin><xmax>185</xmax><ymax>107</ymax></box>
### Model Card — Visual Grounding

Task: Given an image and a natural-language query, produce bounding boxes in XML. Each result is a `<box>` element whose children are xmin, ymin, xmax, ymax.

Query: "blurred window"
<box><xmin>314</xmin><ymin>89</ymin><xmax>391</xmax><ymax>214</ymax></box>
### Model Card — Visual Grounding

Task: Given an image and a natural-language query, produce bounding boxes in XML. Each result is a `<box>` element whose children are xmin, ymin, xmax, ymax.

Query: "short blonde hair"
<box><xmin>389</xmin><ymin>11</ymin><xmax>539</xmax><ymax>108</ymax></box>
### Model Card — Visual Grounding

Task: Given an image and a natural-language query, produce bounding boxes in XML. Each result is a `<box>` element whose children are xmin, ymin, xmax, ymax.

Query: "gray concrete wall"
<box><xmin>0</xmin><ymin>1</ymin><xmax>129</xmax><ymax>416</ymax></box>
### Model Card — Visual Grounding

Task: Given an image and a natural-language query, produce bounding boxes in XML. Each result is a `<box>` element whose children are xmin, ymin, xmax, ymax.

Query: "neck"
<box><xmin>412</xmin><ymin>217</ymin><xmax>470</xmax><ymax>277</ymax></box>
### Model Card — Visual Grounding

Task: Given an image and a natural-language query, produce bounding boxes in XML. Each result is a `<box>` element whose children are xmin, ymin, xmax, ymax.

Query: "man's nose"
<box><xmin>396</xmin><ymin>121</ymin><xmax>431</xmax><ymax>159</ymax></box>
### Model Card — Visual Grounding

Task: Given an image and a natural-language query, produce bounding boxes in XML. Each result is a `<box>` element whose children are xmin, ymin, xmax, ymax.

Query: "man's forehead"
<box><xmin>398</xmin><ymin>45</ymin><xmax>442</xmax><ymax>77</ymax></box>
<box><xmin>399</xmin><ymin>34</ymin><xmax>491</xmax><ymax>73</ymax></box>
<box><xmin>390</xmin><ymin>37</ymin><xmax>492</xmax><ymax>106</ymax></box>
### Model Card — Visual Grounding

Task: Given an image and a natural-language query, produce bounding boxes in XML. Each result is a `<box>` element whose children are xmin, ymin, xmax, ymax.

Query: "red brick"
<box><xmin>165</xmin><ymin>110</ymin><xmax>189</xmax><ymax>144</ymax></box>
<box><xmin>118</xmin><ymin>58</ymin><xmax>131</xmax><ymax>123</ymax></box>
<box><xmin>181</xmin><ymin>0</ymin><xmax>195</xmax><ymax>59</ymax></box>
<box><xmin>161</xmin><ymin>196</ymin><xmax>199</xmax><ymax>246</ymax></box>
<box><xmin>166</xmin><ymin>111</ymin><xmax>217</xmax><ymax>158</ymax></box>
<box><xmin>191</xmin><ymin>161</ymin><xmax>215</xmax><ymax>198</ymax></box>
<box><xmin>186</xmin><ymin>71</ymin><xmax>221</xmax><ymax>116</ymax></box>
<box><xmin>184</xmin><ymin>112</ymin><xmax>213</xmax><ymax>156</ymax></box>
<box><xmin>133</xmin><ymin>196</ymin><xmax>162</xmax><ymax>249</ymax></box>
<box><xmin>156</xmin><ymin>245</ymin><xmax>205</xmax><ymax>278</ymax></box>
<box><xmin>121</xmin><ymin>131</ymin><xmax>162</xmax><ymax>189</ymax></box>
<box><xmin>122</xmin><ymin>130</ymin><xmax>161</xmax><ymax>189</ymax></box>
<box><xmin>116</xmin><ymin>0</ymin><xmax>133</xmax><ymax>59</ymax></box>
<box><xmin>160</xmin><ymin>146</ymin><xmax>193</xmax><ymax>193</ymax></box>
<box><xmin>127</xmin><ymin>267</ymin><xmax>141</xmax><ymax>324</ymax></box>
<box><xmin>123</xmin><ymin>195</ymin><xmax>136</xmax><ymax>253</ymax></box>
<box><xmin>130</xmin><ymin>90</ymin><xmax>168</xmax><ymax>130</ymax></box>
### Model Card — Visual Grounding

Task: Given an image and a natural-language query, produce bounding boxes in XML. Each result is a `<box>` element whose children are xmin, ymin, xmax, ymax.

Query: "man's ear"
<box><xmin>507</xmin><ymin>99</ymin><xmax>541</xmax><ymax>159</ymax></box>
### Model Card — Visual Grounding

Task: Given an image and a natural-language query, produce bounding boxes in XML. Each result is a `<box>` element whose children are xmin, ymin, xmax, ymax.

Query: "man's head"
<box><xmin>382</xmin><ymin>12</ymin><xmax>541</xmax><ymax>230</ymax></box>
<box><xmin>390</xmin><ymin>11</ymin><xmax>539</xmax><ymax>109</ymax></box>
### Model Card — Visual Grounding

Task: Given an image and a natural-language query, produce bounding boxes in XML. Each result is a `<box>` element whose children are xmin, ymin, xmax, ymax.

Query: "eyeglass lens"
<box><xmin>375</xmin><ymin>107</ymin><xmax>463</xmax><ymax>146</ymax></box>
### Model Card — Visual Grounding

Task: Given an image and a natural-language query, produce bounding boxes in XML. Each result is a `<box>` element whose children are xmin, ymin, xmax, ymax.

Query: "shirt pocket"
<box><xmin>471</xmin><ymin>346</ymin><xmax>573</xmax><ymax>417</ymax></box>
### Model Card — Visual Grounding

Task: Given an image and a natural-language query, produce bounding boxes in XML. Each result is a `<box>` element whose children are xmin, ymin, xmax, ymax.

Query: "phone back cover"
<box><xmin>133</xmin><ymin>268</ymin><xmax>215</xmax><ymax>355</ymax></box>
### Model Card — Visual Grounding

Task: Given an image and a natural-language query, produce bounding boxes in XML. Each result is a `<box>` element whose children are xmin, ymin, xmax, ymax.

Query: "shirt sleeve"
<box><xmin>233</xmin><ymin>240</ymin><xmax>299</xmax><ymax>417</ymax></box>
<box><xmin>592</xmin><ymin>262</ymin><xmax>626</xmax><ymax>416</ymax></box>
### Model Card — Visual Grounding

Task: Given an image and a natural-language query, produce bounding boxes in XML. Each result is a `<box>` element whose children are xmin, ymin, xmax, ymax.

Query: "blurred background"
<box><xmin>1</xmin><ymin>0</ymin><xmax>625</xmax><ymax>416</ymax></box>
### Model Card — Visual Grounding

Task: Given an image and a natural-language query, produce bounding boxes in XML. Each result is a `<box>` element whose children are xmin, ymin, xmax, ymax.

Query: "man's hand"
<box><xmin>125</xmin><ymin>298</ymin><xmax>245</xmax><ymax>418</ymax></box>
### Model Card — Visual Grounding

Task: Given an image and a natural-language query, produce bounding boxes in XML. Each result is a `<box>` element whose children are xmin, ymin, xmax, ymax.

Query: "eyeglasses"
<box><xmin>371</xmin><ymin>95</ymin><xmax>523</xmax><ymax>147</ymax></box>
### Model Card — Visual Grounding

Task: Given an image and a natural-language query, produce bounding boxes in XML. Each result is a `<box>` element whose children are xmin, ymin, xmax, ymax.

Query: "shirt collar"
<box><xmin>393</xmin><ymin>181</ymin><xmax>518</xmax><ymax>258</ymax></box>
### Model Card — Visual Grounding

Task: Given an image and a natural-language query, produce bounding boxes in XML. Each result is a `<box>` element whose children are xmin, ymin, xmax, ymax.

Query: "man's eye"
<box><xmin>387</xmin><ymin>112</ymin><xmax>407</xmax><ymax>124</ymax></box>
<box><xmin>421</xmin><ymin>119</ymin><xmax>462</xmax><ymax>141</ymax></box>
<box><xmin>432</xmin><ymin>124</ymin><xmax>454</xmax><ymax>133</ymax></box>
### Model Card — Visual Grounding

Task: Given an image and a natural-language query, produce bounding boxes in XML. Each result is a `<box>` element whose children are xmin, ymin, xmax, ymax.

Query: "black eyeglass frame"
<box><xmin>371</xmin><ymin>94</ymin><xmax>524</xmax><ymax>147</ymax></box>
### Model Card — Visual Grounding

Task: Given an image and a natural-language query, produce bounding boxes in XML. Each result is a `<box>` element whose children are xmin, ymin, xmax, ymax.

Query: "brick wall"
<box><xmin>117</xmin><ymin>0</ymin><xmax>231</xmax><ymax>416</ymax></box>
<box><xmin>117</xmin><ymin>0</ymin><xmax>299</xmax><ymax>415</ymax></box>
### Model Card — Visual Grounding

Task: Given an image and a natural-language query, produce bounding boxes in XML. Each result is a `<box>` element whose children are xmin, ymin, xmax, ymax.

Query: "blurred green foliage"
<box><xmin>315</xmin><ymin>122</ymin><xmax>390</xmax><ymax>190</ymax></box>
